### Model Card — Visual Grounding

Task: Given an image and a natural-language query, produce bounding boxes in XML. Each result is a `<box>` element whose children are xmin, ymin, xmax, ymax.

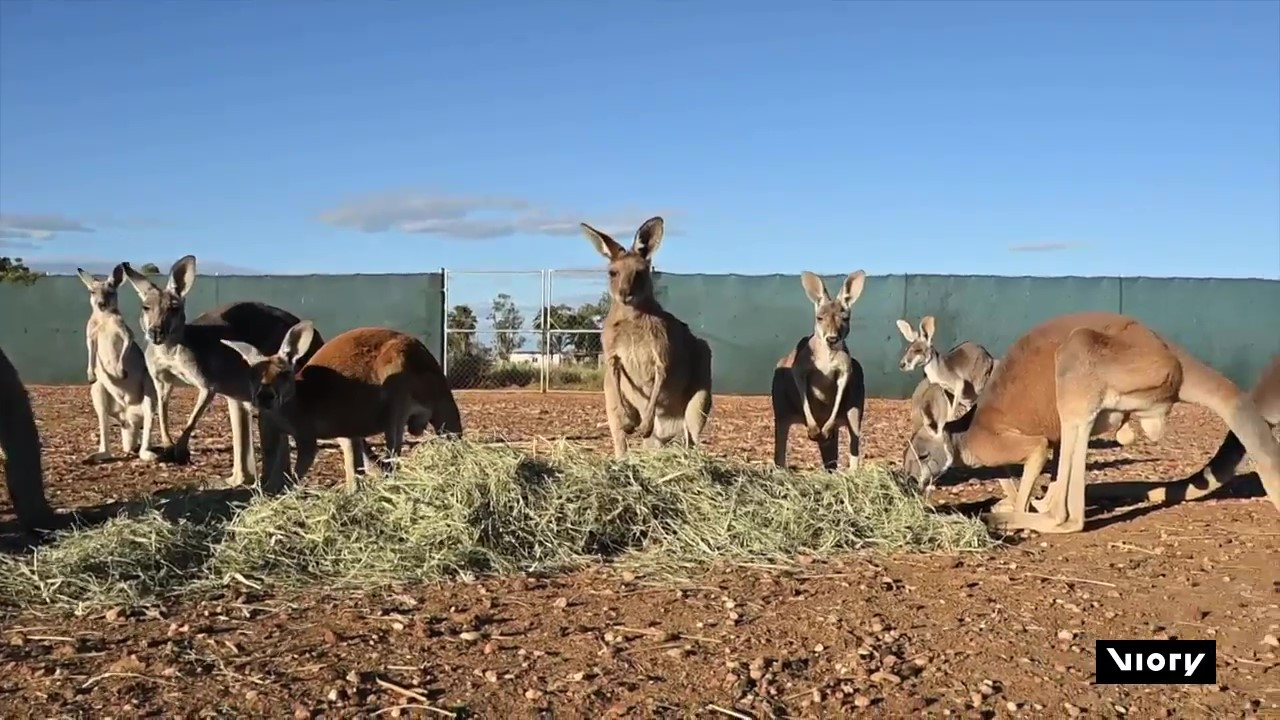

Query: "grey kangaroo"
<box><xmin>121</xmin><ymin>256</ymin><xmax>324</xmax><ymax>488</ymax></box>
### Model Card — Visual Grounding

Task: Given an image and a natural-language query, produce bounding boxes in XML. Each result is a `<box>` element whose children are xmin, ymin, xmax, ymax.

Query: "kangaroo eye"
<box><xmin>608</xmin><ymin>269</ymin><xmax>618</xmax><ymax>278</ymax></box>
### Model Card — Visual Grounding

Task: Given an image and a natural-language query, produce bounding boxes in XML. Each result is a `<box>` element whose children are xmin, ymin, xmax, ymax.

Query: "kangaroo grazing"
<box><xmin>894</xmin><ymin>315</ymin><xmax>995</xmax><ymax>413</ymax></box>
<box><xmin>0</xmin><ymin>346</ymin><xmax>59</xmax><ymax>533</ymax></box>
<box><xmin>77</xmin><ymin>265</ymin><xmax>159</xmax><ymax>463</ymax></box>
<box><xmin>772</xmin><ymin>271</ymin><xmax>867</xmax><ymax>471</ymax></box>
<box><xmin>121</xmin><ymin>256</ymin><xmax>324</xmax><ymax>488</ymax></box>
<box><xmin>223</xmin><ymin>323</ymin><xmax>463</xmax><ymax>490</ymax></box>
<box><xmin>582</xmin><ymin>216</ymin><xmax>713</xmax><ymax>459</ymax></box>
<box><xmin>901</xmin><ymin>311</ymin><xmax>1280</xmax><ymax>534</ymax></box>
<box><xmin>1187</xmin><ymin>354</ymin><xmax>1280</xmax><ymax>489</ymax></box>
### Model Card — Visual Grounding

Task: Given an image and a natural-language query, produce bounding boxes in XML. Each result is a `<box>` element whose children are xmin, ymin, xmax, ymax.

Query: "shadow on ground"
<box><xmin>0</xmin><ymin>485</ymin><xmax>253</xmax><ymax>554</ymax></box>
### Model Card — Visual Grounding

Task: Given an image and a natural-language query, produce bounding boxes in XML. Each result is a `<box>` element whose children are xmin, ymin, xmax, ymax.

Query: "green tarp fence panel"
<box><xmin>2</xmin><ymin>272</ymin><xmax>1275</xmax><ymax>397</ymax></box>
<box><xmin>0</xmin><ymin>273</ymin><xmax>445</xmax><ymax>386</ymax></box>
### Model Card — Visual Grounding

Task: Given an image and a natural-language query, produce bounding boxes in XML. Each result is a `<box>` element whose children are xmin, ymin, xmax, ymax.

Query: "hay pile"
<box><xmin>1</xmin><ymin>439</ymin><xmax>994</xmax><ymax>611</ymax></box>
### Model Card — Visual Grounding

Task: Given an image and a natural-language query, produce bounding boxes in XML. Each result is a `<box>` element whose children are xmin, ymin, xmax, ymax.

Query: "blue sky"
<box><xmin>1</xmin><ymin>0</ymin><xmax>1278</xmax><ymax>287</ymax></box>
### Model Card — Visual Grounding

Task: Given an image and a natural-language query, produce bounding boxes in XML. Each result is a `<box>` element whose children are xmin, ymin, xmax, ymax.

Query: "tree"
<box><xmin>0</xmin><ymin>257</ymin><xmax>43</xmax><ymax>285</ymax></box>
<box><xmin>139</xmin><ymin>262</ymin><xmax>162</xmax><ymax>275</ymax></box>
<box><xmin>533</xmin><ymin>303</ymin><xmax>576</xmax><ymax>355</ymax></box>
<box><xmin>571</xmin><ymin>291</ymin><xmax>611</xmax><ymax>359</ymax></box>
<box><xmin>446</xmin><ymin>304</ymin><xmax>479</xmax><ymax>357</ymax></box>
<box><xmin>488</xmin><ymin>293</ymin><xmax>525</xmax><ymax>361</ymax></box>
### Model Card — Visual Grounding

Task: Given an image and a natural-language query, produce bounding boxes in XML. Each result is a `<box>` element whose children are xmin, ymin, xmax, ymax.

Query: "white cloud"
<box><xmin>1008</xmin><ymin>242</ymin><xmax>1081</xmax><ymax>253</ymax></box>
<box><xmin>318</xmin><ymin>191</ymin><xmax>678</xmax><ymax>241</ymax></box>
<box><xmin>0</xmin><ymin>213</ymin><xmax>96</xmax><ymax>244</ymax></box>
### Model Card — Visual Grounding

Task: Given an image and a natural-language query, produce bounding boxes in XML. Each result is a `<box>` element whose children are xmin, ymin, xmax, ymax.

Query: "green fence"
<box><xmin>654</xmin><ymin>273</ymin><xmax>1279</xmax><ymax>398</ymax></box>
<box><xmin>0</xmin><ymin>273</ymin><xmax>445</xmax><ymax>386</ymax></box>
<box><xmin>1</xmin><ymin>272</ymin><xmax>1276</xmax><ymax>398</ymax></box>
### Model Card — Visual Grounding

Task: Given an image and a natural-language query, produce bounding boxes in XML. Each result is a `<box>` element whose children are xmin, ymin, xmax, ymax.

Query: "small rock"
<box><xmin>620</xmin><ymin>570</ymin><xmax>636</xmax><ymax>582</ymax></box>
<box><xmin>1262</xmin><ymin>634</ymin><xmax>1279</xmax><ymax>648</ymax></box>
<box><xmin>1056</xmin><ymin>629</ymin><xmax>1075</xmax><ymax>642</ymax></box>
<box><xmin>292</xmin><ymin>704</ymin><xmax>312</xmax><ymax>720</ymax></box>
<box><xmin>853</xmin><ymin>694</ymin><xmax>872</xmax><ymax>708</ymax></box>
<box><xmin>553</xmin><ymin>597</ymin><xmax>569</xmax><ymax>609</ymax></box>
<box><xmin>665</xmin><ymin>647</ymin><xmax>686</xmax><ymax>659</ymax></box>
<box><xmin>1064</xmin><ymin>702</ymin><xmax>1081</xmax><ymax>717</ymax></box>
<box><xmin>870</xmin><ymin>670</ymin><xmax>902</xmax><ymax>685</ymax></box>
<box><xmin>326</xmin><ymin>688</ymin><xmax>341</xmax><ymax>702</ymax></box>
<box><xmin>458</xmin><ymin>631</ymin><xmax>484</xmax><ymax>642</ymax></box>
<box><xmin>1006</xmin><ymin>701</ymin><xmax>1019</xmax><ymax>712</ymax></box>
<box><xmin>970</xmin><ymin>692</ymin><xmax>984</xmax><ymax>707</ymax></box>
<box><xmin>524</xmin><ymin>688</ymin><xmax>544</xmax><ymax>701</ymax></box>
<box><xmin>484</xmin><ymin>670</ymin><xmax>499</xmax><ymax>683</ymax></box>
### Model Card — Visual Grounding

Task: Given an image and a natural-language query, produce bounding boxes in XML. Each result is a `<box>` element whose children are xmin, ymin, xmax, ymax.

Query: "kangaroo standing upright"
<box><xmin>581</xmin><ymin>216</ymin><xmax>713</xmax><ymax>459</ymax></box>
<box><xmin>121</xmin><ymin>256</ymin><xmax>324</xmax><ymax>488</ymax></box>
<box><xmin>772</xmin><ymin>271</ymin><xmax>868</xmax><ymax>471</ymax></box>
<box><xmin>76</xmin><ymin>264</ymin><xmax>159</xmax><ymax>463</ymax></box>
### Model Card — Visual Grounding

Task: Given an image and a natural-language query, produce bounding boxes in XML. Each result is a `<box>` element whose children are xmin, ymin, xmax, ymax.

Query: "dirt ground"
<box><xmin>2</xmin><ymin>387</ymin><xmax>1278</xmax><ymax>719</ymax></box>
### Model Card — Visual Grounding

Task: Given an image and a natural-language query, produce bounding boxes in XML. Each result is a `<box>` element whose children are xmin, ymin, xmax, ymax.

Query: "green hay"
<box><xmin>1</xmin><ymin>439</ymin><xmax>995</xmax><ymax>611</ymax></box>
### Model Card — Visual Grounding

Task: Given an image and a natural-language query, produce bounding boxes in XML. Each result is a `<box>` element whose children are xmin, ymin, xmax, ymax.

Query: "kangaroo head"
<box><xmin>800</xmin><ymin>270</ymin><xmax>865</xmax><ymax>349</ymax></box>
<box><xmin>582</xmin><ymin>216</ymin><xmax>665</xmax><ymax>308</ymax></box>
<box><xmin>221</xmin><ymin>320</ymin><xmax>317</xmax><ymax>413</ymax></box>
<box><xmin>901</xmin><ymin>382</ymin><xmax>962</xmax><ymax>492</ymax></box>
<box><xmin>122</xmin><ymin>256</ymin><xmax>195</xmax><ymax>345</ymax></box>
<box><xmin>76</xmin><ymin>264</ymin><xmax>125</xmax><ymax>314</ymax></box>
<box><xmin>895</xmin><ymin>316</ymin><xmax>937</xmax><ymax>371</ymax></box>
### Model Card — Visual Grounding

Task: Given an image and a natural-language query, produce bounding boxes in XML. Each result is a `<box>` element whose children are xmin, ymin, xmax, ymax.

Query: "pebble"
<box><xmin>1263</xmin><ymin>634</ymin><xmax>1279</xmax><ymax>648</ymax></box>
<box><xmin>1056</xmin><ymin>629</ymin><xmax>1075</xmax><ymax>642</ymax></box>
<box><xmin>524</xmin><ymin>688</ymin><xmax>544</xmax><ymax>701</ymax></box>
<box><xmin>1006</xmin><ymin>701</ymin><xmax>1019</xmax><ymax>712</ymax></box>
<box><xmin>458</xmin><ymin>631</ymin><xmax>484</xmax><ymax>642</ymax></box>
<box><xmin>853</xmin><ymin>694</ymin><xmax>872</xmax><ymax>708</ymax></box>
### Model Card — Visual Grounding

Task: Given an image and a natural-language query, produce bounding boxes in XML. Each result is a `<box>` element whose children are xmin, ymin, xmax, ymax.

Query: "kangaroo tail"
<box><xmin>1162</xmin><ymin>347</ymin><xmax>1280</xmax><ymax>510</ymax></box>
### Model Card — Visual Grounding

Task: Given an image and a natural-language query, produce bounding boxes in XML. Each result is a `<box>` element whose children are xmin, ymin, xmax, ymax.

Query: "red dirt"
<box><xmin>2</xmin><ymin>387</ymin><xmax>1278</xmax><ymax>718</ymax></box>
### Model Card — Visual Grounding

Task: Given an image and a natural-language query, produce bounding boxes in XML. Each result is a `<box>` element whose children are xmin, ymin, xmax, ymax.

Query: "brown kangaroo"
<box><xmin>581</xmin><ymin>216</ymin><xmax>713</xmax><ymax>459</ymax></box>
<box><xmin>901</xmin><ymin>311</ymin><xmax>1280</xmax><ymax>534</ymax></box>
<box><xmin>224</xmin><ymin>323</ymin><xmax>463</xmax><ymax>491</ymax></box>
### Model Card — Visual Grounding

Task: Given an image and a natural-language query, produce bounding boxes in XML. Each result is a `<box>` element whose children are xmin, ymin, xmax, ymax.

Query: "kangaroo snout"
<box><xmin>824</xmin><ymin>334</ymin><xmax>840</xmax><ymax>346</ymax></box>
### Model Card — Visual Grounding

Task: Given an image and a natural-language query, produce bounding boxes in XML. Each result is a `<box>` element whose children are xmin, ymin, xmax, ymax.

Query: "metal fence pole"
<box><xmin>441</xmin><ymin>269</ymin><xmax>450</xmax><ymax>378</ymax></box>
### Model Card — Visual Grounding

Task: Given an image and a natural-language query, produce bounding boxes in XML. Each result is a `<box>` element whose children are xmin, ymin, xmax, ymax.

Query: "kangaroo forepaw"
<box><xmin>806</xmin><ymin>425</ymin><xmax>824</xmax><ymax>441</ymax></box>
<box><xmin>635</xmin><ymin>419</ymin><xmax>654</xmax><ymax>438</ymax></box>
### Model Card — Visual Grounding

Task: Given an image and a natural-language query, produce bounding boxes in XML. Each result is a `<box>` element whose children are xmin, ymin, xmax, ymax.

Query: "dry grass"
<box><xmin>0</xmin><ymin>438</ymin><xmax>995</xmax><ymax>612</ymax></box>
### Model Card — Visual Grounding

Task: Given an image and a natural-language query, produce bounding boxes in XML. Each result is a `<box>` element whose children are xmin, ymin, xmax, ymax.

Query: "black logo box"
<box><xmin>1095</xmin><ymin>639</ymin><xmax>1216</xmax><ymax>685</ymax></box>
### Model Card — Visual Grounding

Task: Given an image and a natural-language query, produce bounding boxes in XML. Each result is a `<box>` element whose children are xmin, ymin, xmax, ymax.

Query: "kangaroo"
<box><xmin>0</xmin><ymin>346</ymin><xmax>59</xmax><ymax>533</ymax></box>
<box><xmin>76</xmin><ymin>265</ymin><xmax>159</xmax><ymax>463</ymax></box>
<box><xmin>1187</xmin><ymin>354</ymin><xmax>1280</xmax><ymax>489</ymax></box>
<box><xmin>581</xmin><ymin>216</ymin><xmax>713</xmax><ymax>459</ymax></box>
<box><xmin>121</xmin><ymin>256</ymin><xmax>324</xmax><ymax>489</ymax></box>
<box><xmin>772</xmin><ymin>271</ymin><xmax>867</xmax><ymax>471</ymax></box>
<box><xmin>901</xmin><ymin>311</ymin><xmax>1280</xmax><ymax>534</ymax></box>
<box><xmin>895</xmin><ymin>314</ymin><xmax>1142</xmax><ymax>446</ymax></box>
<box><xmin>222</xmin><ymin>323</ymin><xmax>463</xmax><ymax>490</ymax></box>
<box><xmin>901</xmin><ymin>376</ymin><xmax>1052</xmax><ymax>511</ymax></box>
<box><xmin>894</xmin><ymin>315</ymin><xmax>996</xmax><ymax>414</ymax></box>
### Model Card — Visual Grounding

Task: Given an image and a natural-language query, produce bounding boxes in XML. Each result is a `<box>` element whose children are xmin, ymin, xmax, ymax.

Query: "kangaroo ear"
<box><xmin>839</xmin><ymin>270</ymin><xmax>866</xmax><ymax>310</ymax></box>
<box><xmin>919</xmin><ymin>315</ymin><xmax>936</xmax><ymax>344</ymax></box>
<box><xmin>581</xmin><ymin>222</ymin><xmax>626</xmax><ymax>261</ymax></box>
<box><xmin>278</xmin><ymin>320</ymin><xmax>316</xmax><ymax>367</ymax></box>
<box><xmin>75</xmin><ymin>268</ymin><xmax>97</xmax><ymax>290</ymax></box>
<box><xmin>895</xmin><ymin>319</ymin><xmax>916</xmax><ymax>342</ymax></box>
<box><xmin>107</xmin><ymin>263</ymin><xmax>125</xmax><ymax>289</ymax></box>
<box><xmin>221</xmin><ymin>339</ymin><xmax>266</xmax><ymax>366</ymax></box>
<box><xmin>631</xmin><ymin>216</ymin><xmax>664</xmax><ymax>259</ymax></box>
<box><xmin>120</xmin><ymin>262</ymin><xmax>159</xmax><ymax>297</ymax></box>
<box><xmin>800</xmin><ymin>271</ymin><xmax>828</xmax><ymax>306</ymax></box>
<box><xmin>166</xmin><ymin>255</ymin><xmax>197</xmax><ymax>297</ymax></box>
